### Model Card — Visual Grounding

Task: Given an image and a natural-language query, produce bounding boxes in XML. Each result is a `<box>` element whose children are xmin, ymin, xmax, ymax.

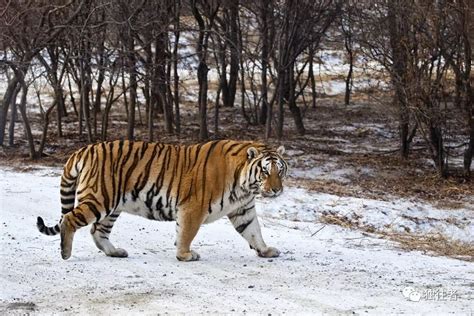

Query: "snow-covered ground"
<box><xmin>1</xmin><ymin>168</ymin><xmax>473</xmax><ymax>315</ymax></box>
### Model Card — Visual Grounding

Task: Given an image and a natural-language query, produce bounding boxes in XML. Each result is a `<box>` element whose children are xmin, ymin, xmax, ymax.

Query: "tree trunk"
<box><xmin>214</xmin><ymin>86</ymin><xmax>221</xmax><ymax>135</ymax></box>
<box><xmin>67</xmin><ymin>72</ymin><xmax>78</xmax><ymax>117</ymax></box>
<box><xmin>78</xmin><ymin>78</ymin><xmax>83</xmax><ymax>137</ymax></box>
<box><xmin>276</xmin><ymin>69</ymin><xmax>285</xmax><ymax>140</ymax></box>
<box><xmin>429</xmin><ymin>123</ymin><xmax>446</xmax><ymax>177</ymax></box>
<box><xmin>192</xmin><ymin>1</ymin><xmax>218</xmax><ymax>141</ymax></box>
<box><xmin>101</xmin><ymin>71</ymin><xmax>120</xmax><ymax>141</ymax></box>
<box><xmin>218</xmin><ymin>40</ymin><xmax>230</xmax><ymax>109</ymax></box>
<box><xmin>388</xmin><ymin>0</ymin><xmax>411</xmax><ymax>159</ymax></box>
<box><xmin>226</xmin><ymin>0</ymin><xmax>239</xmax><ymax>108</ymax></box>
<box><xmin>399</xmin><ymin>101</ymin><xmax>410</xmax><ymax>159</ymax></box>
<box><xmin>308</xmin><ymin>47</ymin><xmax>317</xmax><ymax>109</ymax></box>
<box><xmin>8</xmin><ymin>85</ymin><xmax>20</xmax><ymax>146</ymax></box>
<box><xmin>17</xmin><ymin>80</ymin><xmax>37</xmax><ymax>159</ymax></box>
<box><xmin>151</xmin><ymin>38</ymin><xmax>163</xmax><ymax>115</ymax></box>
<box><xmin>259</xmin><ymin>0</ymin><xmax>269</xmax><ymax>125</ymax></box>
<box><xmin>127</xmin><ymin>38</ymin><xmax>137</xmax><ymax>141</ymax></box>
<box><xmin>154</xmin><ymin>33</ymin><xmax>173</xmax><ymax>134</ymax></box>
<box><xmin>462</xmin><ymin>0</ymin><xmax>473</xmax><ymax>178</ymax></box>
<box><xmin>344</xmin><ymin>34</ymin><xmax>354</xmax><ymax>106</ymax></box>
<box><xmin>463</xmin><ymin>79</ymin><xmax>473</xmax><ymax>177</ymax></box>
<box><xmin>38</xmin><ymin>102</ymin><xmax>57</xmax><ymax>157</ymax></box>
<box><xmin>288</xmin><ymin>63</ymin><xmax>305</xmax><ymax>135</ymax></box>
<box><xmin>0</xmin><ymin>78</ymin><xmax>19</xmax><ymax>145</ymax></box>
<box><xmin>55</xmin><ymin>85</ymin><xmax>64</xmax><ymax>137</ymax></box>
<box><xmin>94</xmin><ymin>56</ymin><xmax>106</xmax><ymax>139</ymax></box>
<box><xmin>173</xmin><ymin>0</ymin><xmax>181</xmax><ymax>135</ymax></box>
<box><xmin>80</xmin><ymin>56</ymin><xmax>93</xmax><ymax>142</ymax></box>
<box><xmin>197</xmin><ymin>61</ymin><xmax>209</xmax><ymax>140</ymax></box>
<box><xmin>464</xmin><ymin>110</ymin><xmax>474</xmax><ymax>177</ymax></box>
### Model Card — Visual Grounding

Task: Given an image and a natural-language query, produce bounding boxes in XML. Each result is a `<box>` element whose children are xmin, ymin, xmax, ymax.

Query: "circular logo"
<box><xmin>402</xmin><ymin>286</ymin><xmax>421</xmax><ymax>302</ymax></box>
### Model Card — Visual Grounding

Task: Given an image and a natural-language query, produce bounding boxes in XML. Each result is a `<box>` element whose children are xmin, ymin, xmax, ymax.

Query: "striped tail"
<box><xmin>37</xmin><ymin>216</ymin><xmax>60</xmax><ymax>236</ymax></box>
<box><xmin>37</xmin><ymin>152</ymin><xmax>80</xmax><ymax>237</ymax></box>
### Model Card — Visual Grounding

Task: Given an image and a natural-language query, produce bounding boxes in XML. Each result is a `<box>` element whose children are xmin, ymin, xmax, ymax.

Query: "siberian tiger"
<box><xmin>37</xmin><ymin>140</ymin><xmax>288</xmax><ymax>261</ymax></box>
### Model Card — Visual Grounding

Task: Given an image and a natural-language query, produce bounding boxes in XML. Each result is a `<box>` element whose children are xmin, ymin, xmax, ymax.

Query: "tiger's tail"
<box><xmin>37</xmin><ymin>152</ymin><xmax>81</xmax><ymax>236</ymax></box>
<box><xmin>36</xmin><ymin>216</ymin><xmax>60</xmax><ymax>236</ymax></box>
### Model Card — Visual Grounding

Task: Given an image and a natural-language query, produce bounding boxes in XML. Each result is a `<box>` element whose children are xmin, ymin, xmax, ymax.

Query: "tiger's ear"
<box><xmin>277</xmin><ymin>146</ymin><xmax>285</xmax><ymax>155</ymax></box>
<box><xmin>247</xmin><ymin>147</ymin><xmax>259</xmax><ymax>160</ymax></box>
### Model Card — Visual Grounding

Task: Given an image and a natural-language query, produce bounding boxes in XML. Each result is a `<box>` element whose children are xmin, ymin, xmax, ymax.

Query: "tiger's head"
<box><xmin>243</xmin><ymin>145</ymin><xmax>288</xmax><ymax>197</ymax></box>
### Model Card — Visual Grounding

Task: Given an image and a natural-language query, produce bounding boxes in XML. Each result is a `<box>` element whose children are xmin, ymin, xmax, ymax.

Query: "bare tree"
<box><xmin>191</xmin><ymin>0</ymin><xmax>220</xmax><ymax>141</ymax></box>
<box><xmin>273</xmin><ymin>0</ymin><xmax>342</xmax><ymax>140</ymax></box>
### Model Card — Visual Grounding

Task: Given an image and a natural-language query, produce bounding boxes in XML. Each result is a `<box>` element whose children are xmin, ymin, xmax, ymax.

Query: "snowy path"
<box><xmin>0</xmin><ymin>169</ymin><xmax>473</xmax><ymax>315</ymax></box>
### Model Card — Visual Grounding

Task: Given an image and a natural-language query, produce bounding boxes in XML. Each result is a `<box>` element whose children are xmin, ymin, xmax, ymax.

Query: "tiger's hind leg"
<box><xmin>60</xmin><ymin>202</ymin><xmax>106</xmax><ymax>260</ymax></box>
<box><xmin>90</xmin><ymin>211</ymin><xmax>128</xmax><ymax>258</ymax></box>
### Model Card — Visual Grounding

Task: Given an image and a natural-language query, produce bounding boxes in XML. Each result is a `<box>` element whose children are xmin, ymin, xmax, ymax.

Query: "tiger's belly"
<box><xmin>117</xmin><ymin>190</ymin><xmax>253</xmax><ymax>224</ymax></box>
<box><xmin>119</xmin><ymin>192</ymin><xmax>176</xmax><ymax>221</ymax></box>
<box><xmin>203</xmin><ymin>194</ymin><xmax>254</xmax><ymax>224</ymax></box>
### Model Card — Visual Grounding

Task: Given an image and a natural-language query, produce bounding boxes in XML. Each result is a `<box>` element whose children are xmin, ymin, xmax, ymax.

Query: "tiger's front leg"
<box><xmin>175</xmin><ymin>208</ymin><xmax>204</xmax><ymax>261</ymax></box>
<box><xmin>228</xmin><ymin>202</ymin><xmax>280</xmax><ymax>258</ymax></box>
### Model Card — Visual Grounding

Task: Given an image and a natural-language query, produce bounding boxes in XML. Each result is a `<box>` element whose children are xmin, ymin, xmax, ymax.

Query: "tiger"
<box><xmin>36</xmin><ymin>139</ymin><xmax>288</xmax><ymax>261</ymax></box>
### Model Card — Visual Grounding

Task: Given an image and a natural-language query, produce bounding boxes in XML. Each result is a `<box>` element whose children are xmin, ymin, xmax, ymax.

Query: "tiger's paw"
<box><xmin>176</xmin><ymin>250</ymin><xmax>200</xmax><ymax>262</ymax></box>
<box><xmin>61</xmin><ymin>248</ymin><xmax>72</xmax><ymax>260</ymax></box>
<box><xmin>258</xmin><ymin>247</ymin><xmax>280</xmax><ymax>258</ymax></box>
<box><xmin>108</xmin><ymin>248</ymin><xmax>129</xmax><ymax>258</ymax></box>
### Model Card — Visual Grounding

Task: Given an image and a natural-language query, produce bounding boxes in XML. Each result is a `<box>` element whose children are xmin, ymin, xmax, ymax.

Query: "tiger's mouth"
<box><xmin>261</xmin><ymin>189</ymin><xmax>283</xmax><ymax>198</ymax></box>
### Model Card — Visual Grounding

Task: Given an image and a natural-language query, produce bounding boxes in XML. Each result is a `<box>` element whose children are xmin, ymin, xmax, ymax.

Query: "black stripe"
<box><xmin>220</xmin><ymin>187</ymin><xmax>225</xmax><ymax>211</ymax></box>
<box><xmin>110</xmin><ymin>140</ymin><xmax>123</xmax><ymax>210</ymax></box>
<box><xmin>145</xmin><ymin>183</ymin><xmax>156</xmax><ymax>211</ymax></box>
<box><xmin>97</xmin><ymin>227</ymin><xmax>111</xmax><ymax>234</ymax></box>
<box><xmin>208</xmin><ymin>197</ymin><xmax>213</xmax><ymax>214</ymax></box>
<box><xmin>236</xmin><ymin>219</ymin><xmax>254</xmax><ymax>234</ymax></box>
<box><xmin>100</xmin><ymin>142</ymin><xmax>112</xmax><ymax>212</ymax></box>
<box><xmin>224</xmin><ymin>142</ymin><xmax>240</xmax><ymax>155</ymax></box>
<box><xmin>61</xmin><ymin>207</ymin><xmax>72</xmax><ymax>214</ymax></box>
<box><xmin>174</xmin><ymin>147</ymin><xmax>185</xmax><ymax>209</ymax></box>
<box><xmin>122</xmin><ymin>148</ymin><xmax>140</xmax><ymax>204</ymax></box>
<box><xmin>61</xmin><ymin>197</ymin><xmax>75</xmax><ymax>205</ymax></box>
<box><xmin>141</xmin><ymin>142</ymin><xmax>149</xmax><ymax>157</ymax></box>
<box><xmin>136</xmin><ymin>144</ymin><xmax>158</xmax><ymax>198</ymax></box>
<box><xmin>84</xmin><ymin>201</ymin><xmax>102</xmax><ymax>223</ymax></box>
<box><xmin>155</xmin><ymin>196</ymin><xmax>163</xmax><ymax>212</ymax></box>
<box><xmin>230</xmin><ymin>143</ymin><xmax>249</xmax><ymax>156</ymax></box>
<box><xmin>60</xmin><ymin>189</ymin><xmax>74</xmax><ymax>196</ymax></box>
<box><xmin>61</xmin><ymin>180</ymin><xmax>75</xmax><ymax>188</ymax></box>
<box><xmin>229</xmin><ymin>205</ymin><xmax>254</xmax><ymax>219</ymax></box>
<box><xmin>73</xmin><ymin>210</ymin><xmax>88</xmax><ymax>226</ymax></box>
<box><xmin>202</xmin><ymin>141</ymin><xmax>219</xmax><ymax>190</ymax></box>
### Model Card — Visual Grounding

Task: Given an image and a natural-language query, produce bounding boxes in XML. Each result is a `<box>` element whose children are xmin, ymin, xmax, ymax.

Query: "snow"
<box><xmin>258</xmin><ymin>186</ymin><xmax>474</xmax><ymax>243</ymax></box>
<box><xmin>1</xmin><ymin>167</ymin><xmax>473</xmax><ymax>314</ymax></box>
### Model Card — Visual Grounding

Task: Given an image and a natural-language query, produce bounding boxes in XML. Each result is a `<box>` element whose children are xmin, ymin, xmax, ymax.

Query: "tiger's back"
<box><xmin>37</xmin><ymin>139</ymin><xmax>288</xmax><ymax>261</ymax></box>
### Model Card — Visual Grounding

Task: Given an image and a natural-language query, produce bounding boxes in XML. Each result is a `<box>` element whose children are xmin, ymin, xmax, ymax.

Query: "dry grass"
<box><xmin>319</xmin><ymin>212</ymin><xmax>474</xmax><ymax>262</ymax></box>
<box><xmin>319</xmin><ymin>211</ymin><xmax>377</xmax><ymax>233</ymax></box>
<box><xmin>349</xmin><ymin>154</ymin><xmax>474</xmax><ymax>204</ymax></box>
<box><xmin>388</xmin><ymin>232</ymin><xmax>474</xmax><ymax>262</ymax></box>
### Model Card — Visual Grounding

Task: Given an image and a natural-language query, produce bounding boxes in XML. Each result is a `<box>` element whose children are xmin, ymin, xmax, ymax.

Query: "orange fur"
<box><xmin>37</xmin><ymin>140</ymin><xmax>288</xmax><ymax>261</ymax></box>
